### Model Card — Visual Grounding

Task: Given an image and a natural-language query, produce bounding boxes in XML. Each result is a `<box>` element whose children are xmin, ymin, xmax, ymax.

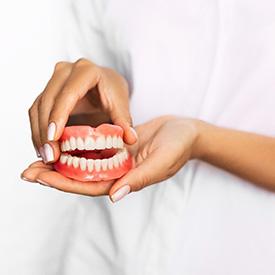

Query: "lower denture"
<box><xmin>54</xmin><ymin>124</ymin><xmax>133</xmax><ymax>182</ymax></box>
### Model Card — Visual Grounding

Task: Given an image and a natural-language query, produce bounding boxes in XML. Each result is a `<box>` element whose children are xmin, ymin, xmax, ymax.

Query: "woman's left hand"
<box><xmin>109</xmin><ymin>116</ymin><xmax>200</xmax><ymax>201</ymax></box>
<box><xmin>21</xmin><ymin>116</ymin><xmax>200</xmax><ymax>201</ymax></box>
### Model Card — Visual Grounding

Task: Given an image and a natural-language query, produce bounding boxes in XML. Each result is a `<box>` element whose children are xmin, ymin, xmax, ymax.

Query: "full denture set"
<box><xmin>54</xmin><ymin>124</ymin><xmax>133</xmax><ymax>182</ymax></box>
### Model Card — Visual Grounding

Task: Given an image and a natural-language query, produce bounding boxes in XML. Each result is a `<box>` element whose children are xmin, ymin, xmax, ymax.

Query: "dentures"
<box><xmin>54</xmin><ymin>124</ymin><xmax>133</xmax><ymax>182</ymax></box>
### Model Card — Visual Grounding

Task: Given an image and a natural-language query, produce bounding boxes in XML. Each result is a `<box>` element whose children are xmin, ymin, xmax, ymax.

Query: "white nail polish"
<box><xmin>43</xmin><ymin>143</ymin><xmax>54</xmax><ymax>163</ymax></box>
<box><xmin>47</xmin><ymin>122</ymin><xmax>56</xmax><ymax>141</ymax></box>
<box><xmin>35</xmin><ymin>148</ymin><xmax>41</xmax><ymax>158</ymax></box>
<box><xmin>37</xmin><ymin>179</ymin><xmax>50</xmax><ymax>187</ymax></box>
<box><xmin>111</xmin><ymin>185</ymin><xmax>130</xmax><ymax>203</ymax></box>
<box><xmin>39</xmin><ymin>147</ymin><xmax>46</xmax><ymax>162</ymax></box>
<box><xmin>130</xmin><ymin>127</ymin><xmax>138</xmax><ymax>139</ymax></box>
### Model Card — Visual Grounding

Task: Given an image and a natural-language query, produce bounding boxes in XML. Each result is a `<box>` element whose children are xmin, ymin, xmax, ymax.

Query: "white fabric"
<box><xmin>2</xmin><ymin>0</ymin><xmax>275</xmax><ymax>274</ymax></box>
<box><xmin>58</xmin><ymin>1</ymin><xmax>275</xmax><ymax>274</ymax></box>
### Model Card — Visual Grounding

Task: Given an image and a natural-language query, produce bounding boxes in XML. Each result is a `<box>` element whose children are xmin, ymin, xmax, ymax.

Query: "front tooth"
<box><xmin>67</xmin><ymin>155</ymin><xmax>73</xmax><ymax>166</ymax></box>
<box><xmin>106</xmin><ymin>136</ymin><xmax>112</xmax><ymax>149</ymax></box>
<box><xmin>95</xmin><ymin>136</ymin><xmax>105</xmax><ymax>150</ymax></box>
<box><xmin>70</xmin><ymin>137</ymin><xmax>77</xmax><ymax>150</ymax></box>
<box><xmin>118</xmin><ymin>153</ymin><xmax>124</xmax><ymax>165</ymax></box>
<box><xmin>72</xmin><ymin>156</ymin><xmax>79</xmax><ymax>168</ymax></box>
<box><xmin>80</xmin><ymin>157</ymin><xmax>87</xmax><ymax>171</ymax></box>
<box><xmin>95</xmin><ymin>159</ymin><xmax>101</xmax><ymax>171</ymax></box>
<box><xmin>108</xmin><ymin>158</ymin><xmax>113</xmax><ymax>170</ymax></box>
<box><xmin>60</xmin><ymin>154</ymin><xmax>68</xmax><ymax>164</ymax></box>
<box><xmin>87</xmin><ymin>159</ymin><xmax>94</xmax><ymax>172</ymax></box>
<box><xmin>117</xmin><ymin>137</ymin><xmax>123</xmax><ymax>149</ymax></box>
<box><xmin>61</xmin><ymin>142</ymin><xmax>66</xmax><ymax>152</ymax></box>
<box><xmin>65</xmin><ymin>140</ymin><xmax>70</xmax><ymax>151</ymax></box>
<box><xmin>102</xmin><ymin>159</ymin><xmax>108</xmax><ymax>171</ymax></box>
<box><xmin>113</xmin><ymin>155</ymin><xmax>119</xmax><ymax>168</ymax></box>
<box><xmin>85</xmin><ymin>137</ymin><xmax>95</xmax><ymax>150</ymax></box>
<box><xmin>112</xmin><ymin>136</ymin><xmax>118</xmax><ymax>148</ymax></box>
<box><xmin>76</xmin><ymin>137</ymin><xmax>85</xmax><ymax>150</ymax></box>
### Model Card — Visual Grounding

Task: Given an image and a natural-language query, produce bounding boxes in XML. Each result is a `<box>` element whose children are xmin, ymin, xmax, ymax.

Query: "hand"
<box><xmin>108</xmin><ymin>116</ymin><xmax>200</xmax><ymax>201</ymax></box>
<box><xmin>28</xmin><ymin>58</ymin><xmax>137</xmax><ymax>163</ymax></box>
<box><xmin>21</xmin><ymin>116</ymin><xmax>200</xmax><ymax>200</ymax></box>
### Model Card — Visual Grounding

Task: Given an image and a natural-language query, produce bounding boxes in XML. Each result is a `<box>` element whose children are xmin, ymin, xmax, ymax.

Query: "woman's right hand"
<box><xmin>28</xmin><ymin>58</ymin><xmax>137</xmax><ymax>163</ymax></box>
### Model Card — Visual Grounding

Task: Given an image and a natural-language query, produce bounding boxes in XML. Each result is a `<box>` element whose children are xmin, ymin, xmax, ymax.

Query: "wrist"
<box><xmin>191</xmin><ymin>119</ymin><xmax>214</xmax><ymax>160</ymax></box>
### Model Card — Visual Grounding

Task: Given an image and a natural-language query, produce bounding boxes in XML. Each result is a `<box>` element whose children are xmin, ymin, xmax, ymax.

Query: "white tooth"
<box><xmin>72</xmin><ymin>156</ymin><xmax>79</xmax><ymax>168</ymax></box>
<box><xmin>65</xmin><ymin>140</ymin><xmax>70</xmax><ymax>151</ymax></box>
<box><xmin>85</xmin><ymin>137</ymin><xmax>95</xmax><ymax>150</ymax></box>
<box><xmin>95</xmin><ymin>136</ymin><xmax>105</xmax><ymax>150</ymax></box>
<box><xmin>112</xmin><ymin>136</ymin><xmax>118</xmax><ymax>148</ymax></box>
<box><xmin>60</xmin><ymin>154</ymin><xmax>68</xmax><ymax>164</ymax></box>
<box><xmin>95</xmin><ymin>159</ymin><xmax>101</xmax><ymax>171</ymax></box>
<box><xmin>69</xmin><ymin>137</ymin><xmax>77</xmax><ymax>150</ymax></box>
<box><xmin>67</xmin><ymin>155</ymin><xmax>73</xmax><ymax>166</ymax></box>
<box><xmin>118</xmin><ymin>153</ymin><xmax>124</xmax><ymax>165</ymax></box>
<box><xmin>113</xmin><ymin>155</ymin><xmax>119</xmax><ymax>168</ymax></box>
<box><xmin>108</xmin><ymin>158</ymin><xmax>113</xmax><ymax>170</ymax></box>
<box><xmin>123</xmin><ymin>149</ymin><xmax>128</xmax><ymax>160</ymax></box>
<box><xmin>61</xmin><ymin>142</ymin><xmax>66</xmax><ymax>152</ymax></box>
<box><xmin>106</xmin><ymin>136</ymin><xmax>112</xmax><ymax>149</ymax></box>
<box><xmin>87</xmin><ymin>159</ymin><xmax>94</xmax><ymax>172</ymax></box>
<box><xmin>80</xmin><ymin>157</ymin><xmax>87</xmax><ymax>171</ymax></box>
<box><xmin>117</xmin><ymin>137</ymin><xmax>123</xmax><ymax>149</ymax></box>
<box><xmin>102</xmin><ymin>159</ymin><xmax>108</xmax><ymax>171</ymax></box>
<box><xmin>76</xmin><ymin>137</ymin><xmax>85</xmax><ymax>150</ymax></box>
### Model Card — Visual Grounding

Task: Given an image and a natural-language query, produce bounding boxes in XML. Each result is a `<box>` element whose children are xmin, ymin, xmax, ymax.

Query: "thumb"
<box><xmin>109</xmin><ymin>150</ymin><xmax>166</xmax><ymax>202</ymax></box>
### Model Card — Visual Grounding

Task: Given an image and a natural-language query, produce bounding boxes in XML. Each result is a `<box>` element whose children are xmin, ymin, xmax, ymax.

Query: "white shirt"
<box><xmin>59</xmin><ymin>0</ymin><xmax>275</xmax><ymax>274</ymax></box>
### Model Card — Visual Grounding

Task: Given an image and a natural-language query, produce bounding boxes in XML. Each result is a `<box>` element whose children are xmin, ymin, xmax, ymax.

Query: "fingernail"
<box><xmin>39</xmin><ymin>147</ymin><xmax>46</xmax><ymax>161</ymax></box>
<box><xmin>43</xmin><ymin>143</ymin><xmax>54</xmax><ymax>163</ymax></box>
<box><xmin>37</xmin><ymin>179</ymin><xmax>50</xmax><ymax>187</ymax></box>
<box><xmin>111</xmin><ymin>185</ymin><xmax>130</xmax><ymax>203</ymax></box>
<box><xmin>20</xmin><ymin>174</ymin><xmax>34</xmax><ymax>183</ymax></box>
<box><xmin>130</xmin><ymin>127</ymin><xmax>138</xmax><ymax>139</ymax></box>
<box><xmin>47</xmin><ymin>122</ymin><xmax>56</xmax><ymax>141</ymax></box>
<box><xmin>35</xmin><ymin>148</ymin><xmax>41</xmax><ymax>158</ymax></box>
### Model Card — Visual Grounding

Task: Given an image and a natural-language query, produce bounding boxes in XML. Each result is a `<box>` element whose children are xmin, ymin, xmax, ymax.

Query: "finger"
<box><xmin>28</xmin><ymin>160</ymin><xmax>52</xmax><ymax>169</ymax></box>
<box><xmin>109</xmin><ymin>149</ymin><xmax>171</xmax><ymax>202</ymax></box>
<box><xmin>49</xmin><ymin>59</ymin><xmax>100</xmax><ymax>141</ymax></box>
<box><xmin>37</xmin><ymin>171</ymin><xmax>114</xmax><ymax>196</ymax></box>
<box><xmin>97</xmin><ymin>68</ymin><xmax>137</xmax><ymax>145</ymax></box>
<box><xmin>38</xmin><ymin>62</ymin><xmax>72</xmax><ymax>146</ymax></box>
<box><xmin>21</xmin><ymin>166</ymin><xmax>52</xmax><ymax>183</ymax></box>
<box><xmin>41</xmin><ymin>141</ymin><xmax>60</xmax><ymax>164</ymax></box>
<box><xmin>28</xmin><ymin>94</ymin><xmax>43</xmax><ymax>156</ymax></box>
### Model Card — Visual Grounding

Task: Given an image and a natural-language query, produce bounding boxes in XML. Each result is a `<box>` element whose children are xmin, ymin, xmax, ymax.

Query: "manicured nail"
<box><xmin>130</xmin><ymin>127</ymin><xmax>138</xmax><ymax>139</ymax></box>
<box><xmin>47</xmin><ymin>122</ymin><xmax>56</xmax><ymax>141</ymax></box>
<box><xmin>20</xmin><ymin>174</ymin><xmax>34</xmax><ymax>183</ymax></box>
<box><xmin>111</xmin><ymin>185</ymin><xmax>130</xmax><ymax>203</ymax></box>
<box><xmin>39</xmin><ymin>147</ymin><xmax>46</xmax><ymax>162</ymax></box>
<box><xmin>35</xmin><ymin>147</ymin><xmax>41</xmax><ymax>158</ymax></box>
<box><xmin>37</xmin><ymin>179</ymin><xmax>50</xmax><ymax>187</ymax></box>
<box><xmin>43</xmin><ymin>143</ymin><xmax>54</xmax><ymax>162</ymax></box>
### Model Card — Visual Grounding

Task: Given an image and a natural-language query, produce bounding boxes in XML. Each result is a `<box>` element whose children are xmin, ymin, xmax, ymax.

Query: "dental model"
<box><xmin>54</xmin><ymin>124</ymin><xmax>133</xmax><ymax>182</ymax></box>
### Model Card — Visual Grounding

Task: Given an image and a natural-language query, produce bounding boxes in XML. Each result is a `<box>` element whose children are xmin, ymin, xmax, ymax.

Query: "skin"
<box><xmin>22</xmin><ymin>59</ymin><xmax>275</xmax><ymax>202</ymax></box>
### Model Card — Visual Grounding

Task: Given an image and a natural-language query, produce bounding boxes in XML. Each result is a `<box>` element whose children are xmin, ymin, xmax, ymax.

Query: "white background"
<box><xmin>0</xmin><ymin>1</ymin><xmax>76</xmax><ymax>273</ymax></box>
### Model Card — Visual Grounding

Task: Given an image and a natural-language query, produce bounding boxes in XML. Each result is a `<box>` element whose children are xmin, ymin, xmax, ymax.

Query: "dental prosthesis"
<box><xmin>54</xmin><ymin>124</ymin><xmax>133</xmax><ymax>182</ymax></box>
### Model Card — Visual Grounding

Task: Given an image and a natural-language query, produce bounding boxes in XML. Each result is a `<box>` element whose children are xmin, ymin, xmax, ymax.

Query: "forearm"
<box><xmin>193</xmin><ymin>121</ymin><xmax>275</xmax><ymax>189</ymax></box>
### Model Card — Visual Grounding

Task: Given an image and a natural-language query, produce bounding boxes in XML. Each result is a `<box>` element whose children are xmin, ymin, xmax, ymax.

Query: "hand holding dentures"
<box><xmin>22</xmin><ymin>59</ymin><xmax>199</xmax><ymax>202</ymax></box>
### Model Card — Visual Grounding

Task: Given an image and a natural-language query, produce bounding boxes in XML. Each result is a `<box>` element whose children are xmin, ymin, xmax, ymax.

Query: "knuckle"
<box><xmin>54</xmin><ymin>61</ymin><xmax>70</xmax><ymax>72</ymax></box>
<box><xmin>74</xmin><ymin>58</ymin><xmax>90</xmax><ymax>67</ymax></box>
